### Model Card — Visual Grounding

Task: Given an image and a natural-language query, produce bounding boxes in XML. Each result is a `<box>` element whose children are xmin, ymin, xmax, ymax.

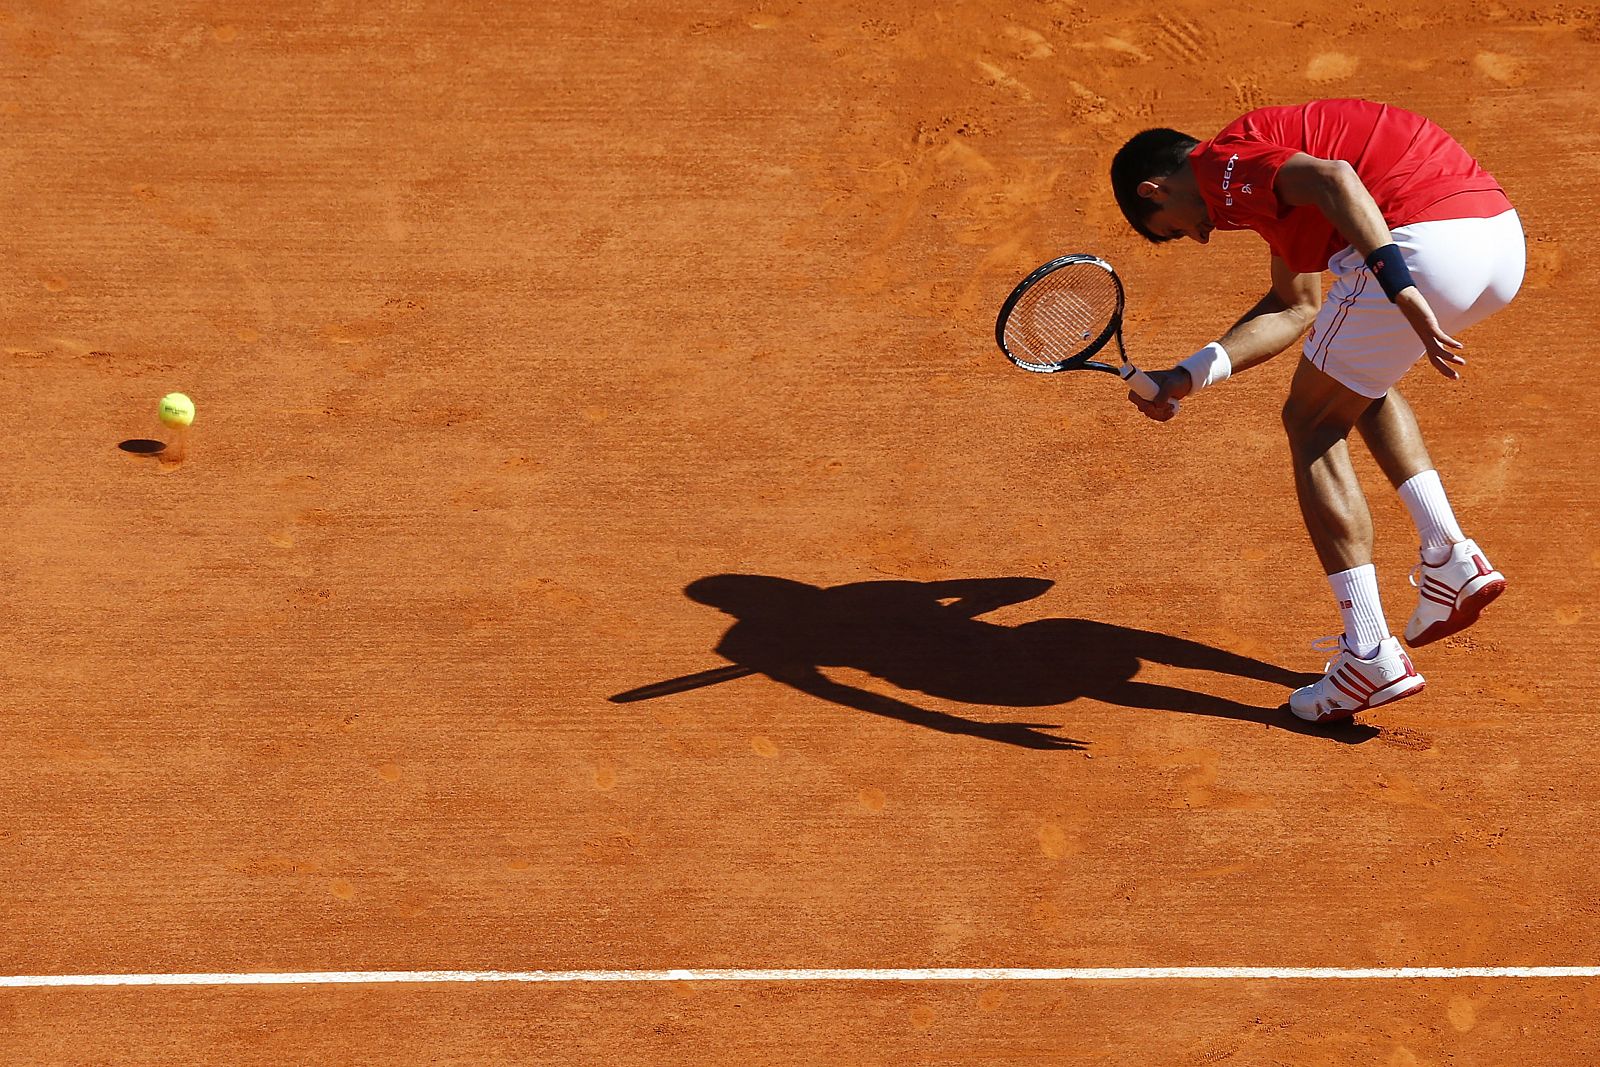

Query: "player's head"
<box><xmin>1111</xmin><ymin>128</ymin><xmax>1213</xmax><ymax>244</ymax></box>
<box><xmin>685</xmin><ymin>574</ymin><xmax>820</xmax><ymax>616</ymax></box>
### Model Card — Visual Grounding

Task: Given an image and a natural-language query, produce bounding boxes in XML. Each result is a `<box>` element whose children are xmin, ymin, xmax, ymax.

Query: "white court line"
<box><xmin>4</xmin><ymin>967</ymin><xmax>1599</xmax><ymax>988</ymax></box>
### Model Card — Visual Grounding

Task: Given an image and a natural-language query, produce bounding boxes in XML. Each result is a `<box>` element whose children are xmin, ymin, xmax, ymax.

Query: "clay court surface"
<box><xmin>4</xmin><ymin>1</ymin><xmax>1599</xmax><ymax>1062</ymax></box>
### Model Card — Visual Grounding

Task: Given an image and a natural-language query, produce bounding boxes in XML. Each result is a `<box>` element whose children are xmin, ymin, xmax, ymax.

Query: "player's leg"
<box><xmin>1286</xmin><ymin>318</ymin><xmax>1426</xmax><ymax>724</ymax></box>
<box><xmin>1355</xmin><ymin>388</ymin><xmax>1499</xmax><ymax>643</ymax></box>
<box><xmin>1353</xmin><ymin>210</ymin><xmax>1525</xmax><ymax>646</ymax></box>
<box><xmin>1355</xmin><ymin>388</ymin><xmax>1431</xmax><ymax>490</ymax></box>
<box><xmin>1282</xmin><ymin>359</ymin><xmax>1401</xmax><ymax>659</ymax></box>
<box><xmin>1356</xmin><ymin>390</ymin><xmax>1471</xmax><ymax>559</ymax></box>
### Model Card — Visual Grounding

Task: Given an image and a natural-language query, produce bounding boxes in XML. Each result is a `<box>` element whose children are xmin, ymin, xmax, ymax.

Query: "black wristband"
<box><xmin>1365</xmin><ymin>243</ymin><xmax>1414</xmax><ymax>303</ymax></box>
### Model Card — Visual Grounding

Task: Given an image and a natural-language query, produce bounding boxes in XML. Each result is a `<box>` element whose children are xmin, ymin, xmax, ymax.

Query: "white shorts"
<box><xmin>1303</xmin><ymin>209</ymin><xmax>1525</xmax><ymax>398</ymax></box>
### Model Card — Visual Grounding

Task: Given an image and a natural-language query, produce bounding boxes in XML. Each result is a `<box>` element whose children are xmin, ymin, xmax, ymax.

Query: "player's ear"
<box><xmin>1136</xmin><ymin>178</ymin><xmax>1167</xmax><ymax>203</ymax></box>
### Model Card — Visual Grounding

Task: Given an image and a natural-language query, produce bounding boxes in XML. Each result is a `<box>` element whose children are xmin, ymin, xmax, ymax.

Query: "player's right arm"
<box><xmin>1129</xmin><ymin>256</ymin><xmax>1320</xmax><ymax>420</ymax></box>
<box><xmin>1211</xmin><ymin>256</ymin><xmax>1322</xmax><ymax>375</ymax></box>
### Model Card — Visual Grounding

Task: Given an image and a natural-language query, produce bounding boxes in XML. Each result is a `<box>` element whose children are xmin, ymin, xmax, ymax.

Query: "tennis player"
<box><xmin>1108</xmin><ymin>99</ymin><xmax>1522</xmax><ymax>723</ymax></box>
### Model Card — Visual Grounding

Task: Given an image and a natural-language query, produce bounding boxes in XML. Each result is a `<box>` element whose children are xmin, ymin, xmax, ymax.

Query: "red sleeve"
<box><xmin>1191</xmin><ymin>136</ymin><xmax>1298</xmax><ymax>227</ymax></box>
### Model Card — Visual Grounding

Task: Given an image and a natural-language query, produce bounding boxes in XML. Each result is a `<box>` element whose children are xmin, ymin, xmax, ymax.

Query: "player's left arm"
<box><xmin>1274</xmin><ymin>152</ymin><xmax>1466</xmax><ymax>379</ymax></box>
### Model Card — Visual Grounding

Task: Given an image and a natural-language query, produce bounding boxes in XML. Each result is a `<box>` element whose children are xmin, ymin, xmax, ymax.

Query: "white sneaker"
<box><xmin>1289</xmin><ymin>636</ymin><xmax>1426</xmax><ymax>723</ymax></box>
<box><xmin>1404</xmin><ymin>539</ymin><xmax>1506</xmax><ymax>648</ymax></box>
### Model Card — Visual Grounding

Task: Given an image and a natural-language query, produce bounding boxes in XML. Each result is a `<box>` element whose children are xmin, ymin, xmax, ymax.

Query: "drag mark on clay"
<box><xmin>1305</xmin><ymin>53</ymin><xmax>1360</xmax><ymax>83</ymax></box>
<box><xmin>1000</xmin><ymin>24</ymin><xmax>1054</xmax><ymax>60</ymax></box>
<box><xmin>974</xmin><ymin>59</ymin><xmax>1032</xmax><ymax>100</ymax></box>
<box><xmin>1161</xmin><ymin>748</ymin><xmax>1268</xmax><ymax>810</ymax></box>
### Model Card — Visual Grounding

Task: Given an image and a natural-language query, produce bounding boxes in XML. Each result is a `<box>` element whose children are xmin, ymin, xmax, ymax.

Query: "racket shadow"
<box><xmin>609</xmin><ymin>574</ymin><xmax>1377</xmax><ymax>748</ymax></box>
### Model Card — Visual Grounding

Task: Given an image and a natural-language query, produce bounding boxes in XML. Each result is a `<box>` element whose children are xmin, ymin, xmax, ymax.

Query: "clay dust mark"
<box><xmin>1065</xmin><ymin>80</ymin><xmax>1117</xmax><ymax>125</ymax></box>
<box><xmin>593</xmin><ymin>766</ymin><xmax>617</xmax><ymax>790</ymax></box>
<box><xmin>1489</xmin><ymin>685</ymin><xmax>1541</xmax><ymax>710</ymax></box>
<box><xmin>1001</xmin><ymin>24</ymin><xmax>1054</xmax><ymax>60</ymax></box>
<box><xmin>330</xmin><ymin>880</ymin><xmax>355</xmax><ymax>900</ymax></box>
<box><xmin>267</xmin><ymin>531</ymin><xmax>295</xmax><ymax>549</ymax></box>
<box><xmin>1375</xmin><ymin>773</ymin><xmax>1445</xmax><ymax>811</ymax></box>
<box><xmin>975</xmin><ymin>59</ymin><xmax>1033</xmax><ymax>100</ymax></box>
<box><xmin>1460</xmin><ymin>434</ymin><xmax>1519</xmax><ymax>507</ymax></box>
<box><xmin>858</xmin><ymin>787</ymin><xmax>886</xmax><ymax>812</ymax></box>
<box><xmin>1072</xmin><ymin>36</ymin><xmax>1150</xmax><ymax>63</ymax></box>
<box><xmin>41</xmin><ymin>274</ymin><xmax>68</xmax><ymax>292</ymax></box>
<box><xmin>1162</xmin><ymin>748</ymin><xmax>1269</xmax><ymax>810</ymax></box>
<box><xmin>1037</xmin><ymin>822</ymin><xmax>1076</xmax><ymax>859</ymax></box>
<box><xmin>750</xmin><ymin>736</ymin><xmax>778</xmax><ymax>758</ymax></box>
<box><xmin>1447</xmin><ymin>995</ymin><xmax>1477</xmax><ymax>1032</ymax></box>
<box><xmin>212</xmin><ymin>24</ymin><xmax>237</xmax><ymax>42</ymax></box>
<box><xmin>506</xmin><ymin>858</ymin><xmax>532</xmax><ymax>872</ymax></box>
<box><xmin>1555</xmin><ymin>606</ymin><xmax>1582</xmax><ymax>625</ymax></box>
<box><xmin>1474</xmin><ymin>52</ymin><xmax>1524</xmax><ymax>84</ymax></box>
<box><xmin>377</xmin><ymin>763</ymin><xmax>402</xmax><ymax>782</ymax></box>
<box><xmin>1306</xmin><ymin>53</ymin><xmax>1360</xmax><ymax>82</ymax></box>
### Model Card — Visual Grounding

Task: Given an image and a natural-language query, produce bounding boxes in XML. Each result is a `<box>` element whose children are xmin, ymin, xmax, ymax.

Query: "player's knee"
<box><xmin>1281</xmin><ymin>400</ymin><xmax>1353</xmax><ymax>458</ymax></box>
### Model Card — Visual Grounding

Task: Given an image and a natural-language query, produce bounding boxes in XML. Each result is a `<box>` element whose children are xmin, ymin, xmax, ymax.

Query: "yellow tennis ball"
<box><xmin>159</xmin><ymin>392</ymin><xmax>195</xmax><ymax>428</ymax></box>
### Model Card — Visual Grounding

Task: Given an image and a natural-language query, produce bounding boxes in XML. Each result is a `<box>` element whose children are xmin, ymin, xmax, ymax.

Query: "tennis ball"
<box><xmin>158</xmin><ymin>392</ymin><xmax>195</xmax><ymax>428</ymax></box>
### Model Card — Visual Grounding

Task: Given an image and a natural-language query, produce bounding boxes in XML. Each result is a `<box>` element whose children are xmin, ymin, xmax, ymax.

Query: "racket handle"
<box><xmin>1120</xmin><ymin>364</ymin><xmax>1180</xmax><ymax>414</ymax></box>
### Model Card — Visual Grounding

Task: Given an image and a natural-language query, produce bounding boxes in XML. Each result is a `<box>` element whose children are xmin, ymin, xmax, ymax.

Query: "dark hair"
<box><xmin>1110</xmin><ymin>128</ymin><xmax>1200</xmax><ymax>242</ymax></box>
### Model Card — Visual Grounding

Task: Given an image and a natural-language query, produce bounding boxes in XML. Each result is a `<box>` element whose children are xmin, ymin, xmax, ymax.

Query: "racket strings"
<box><xmin>1004</xmin><ymin>266</ymin><xmax>1120</xmax><ymax>369</ymax></box>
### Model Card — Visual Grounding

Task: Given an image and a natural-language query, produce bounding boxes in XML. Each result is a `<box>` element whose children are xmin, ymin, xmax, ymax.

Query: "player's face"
<box><xmin>1145</xmin><ymin>189</ymin><xmax>1214</xmax><ymax>244</ymax></box>
<box><xmin>1136</xmin><ymin>170</ymin><xmax>1214</xmax><ymax>244</ymax></box>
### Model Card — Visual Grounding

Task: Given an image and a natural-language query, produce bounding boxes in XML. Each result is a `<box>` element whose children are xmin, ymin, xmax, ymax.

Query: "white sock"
<box><xmin>1328</xmin><ymin>564</ymin><xmax>1389</xmax><ymax>659</ymax></box>
<box><xmin>1397</xmin><ymin>469</ymin><xmax>1464</xmax><ymax>565</ymax></box>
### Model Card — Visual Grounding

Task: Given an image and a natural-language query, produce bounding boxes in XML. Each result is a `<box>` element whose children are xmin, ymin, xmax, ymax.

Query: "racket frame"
<box><xmin>994</xmin><ymin>253</ymin><xmax>1127</xmax><ymax>375</ymax></box>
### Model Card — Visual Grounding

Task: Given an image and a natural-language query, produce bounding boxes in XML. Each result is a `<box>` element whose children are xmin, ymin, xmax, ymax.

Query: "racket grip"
<box><xmin>1120</xmin><ymin>365</ymin><xmax>1180</xmax><ymax>413</ymax></box>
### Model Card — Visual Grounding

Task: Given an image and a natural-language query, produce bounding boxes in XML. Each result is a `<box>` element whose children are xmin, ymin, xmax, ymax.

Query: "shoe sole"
<box><xmin>1405</xmin><ymin>575</ymin><xmax>1506</xmax><ymax>648</ymax></box>
<box><xmin>1290</xmin><ymin>676</ymin><xmax>1427</xmax><ymax>724</ymax></box>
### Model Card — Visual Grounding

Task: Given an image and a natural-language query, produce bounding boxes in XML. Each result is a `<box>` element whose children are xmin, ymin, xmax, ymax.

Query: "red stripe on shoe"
<box><xmin>1336</xmin><ymin>664</ymin><xmax>1378</xmax><ymax>696</ymax></box>
<box><xmin>1329</xmin><ymin>672</ymin><xmax>1370</xmax><ymax>705</ymax></box>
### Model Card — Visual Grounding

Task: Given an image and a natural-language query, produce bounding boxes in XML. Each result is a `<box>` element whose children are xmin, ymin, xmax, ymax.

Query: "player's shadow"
<box><xmin>610</xmin><ymin>574</ymin><xmax>1377</xmax><ymax>749</ymax></box>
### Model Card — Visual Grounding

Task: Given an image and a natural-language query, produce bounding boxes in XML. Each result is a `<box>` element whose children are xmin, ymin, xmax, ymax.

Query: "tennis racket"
<box><xmin>995</xmin><ymin>254</ymin><xmax>1176</xmax><ymax>412</ymax></box>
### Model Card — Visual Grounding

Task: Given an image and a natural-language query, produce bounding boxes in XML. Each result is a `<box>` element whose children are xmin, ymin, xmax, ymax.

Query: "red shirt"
<box><xmin>1189</xmin><ymin>100</ymin><xmax>1512</xmax><ymax>273</ymax></box>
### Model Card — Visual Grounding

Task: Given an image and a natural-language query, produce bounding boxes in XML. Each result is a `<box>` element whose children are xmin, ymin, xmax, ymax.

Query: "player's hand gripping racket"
<box><xmin>995</xmin><ymin>254</ymin><xmax>1177</xmax><ymax>413</ymax></box>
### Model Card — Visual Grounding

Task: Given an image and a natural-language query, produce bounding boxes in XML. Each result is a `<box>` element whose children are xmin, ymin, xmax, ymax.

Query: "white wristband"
<box><xmin>1177</xmin><ymin>342</ymin><xmax>1232</xmax><ymax>394</ymax></box>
